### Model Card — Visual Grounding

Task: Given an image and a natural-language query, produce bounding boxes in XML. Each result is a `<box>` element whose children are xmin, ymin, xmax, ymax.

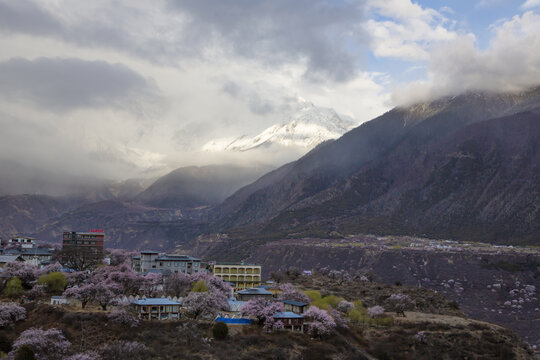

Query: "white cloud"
<box><xmin>365</xmin><ymin>0</ymin><xmax>458</xmax><ymax>61</ymax></box>
<box><xmin>392</xmin><ymin>11</ymin><xmax>540</xmax><ymax>104</ymax></box>
<box><xmin>521</xmin><ymin>0</ymin><xmax>540</xmax><ymax>9</ymax></box>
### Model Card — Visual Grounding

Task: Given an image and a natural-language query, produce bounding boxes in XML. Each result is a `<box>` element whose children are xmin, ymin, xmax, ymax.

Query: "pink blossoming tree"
<box><xmin>9</xmin><ymin>327</ymin><xmax>71</xmax><ymax>360</ymax></box>
<box><xmin>277</xmin><ymin>283</ymin><xmax>310</xmax><ymax>303</ymax></box>
<box><xmin>367</xmin><ymin>305</ymin><xmax>385</xmax><ymax>318</ymax></box>
<box><xmin>304</xmin><ymin>306</ymin><xmax>336</xmax><ymax>338</ymax></box>
<box><xmin>183</xmin><ymin>290</ymin><xmax>229</xmax><ymax>319</ymax></box>
<box><xmin>0</xmin><ymin>302</ymin><xmax>26</xmax><ymax>328</ymax></box>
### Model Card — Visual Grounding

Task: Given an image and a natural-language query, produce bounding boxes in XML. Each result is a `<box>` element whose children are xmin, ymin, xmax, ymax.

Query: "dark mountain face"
<box><xmin>135</xmin><ymin>164</ymin><xmax>273</xmax><ymax>209</ymax></box>
<box><xmin>263</xmin><ymin>111</ymin><xmax>540</xmax><ymax>244</ymax></box>
<box><xmin>0</xmin><ymin>195</ymin><xmax>81</xmax><ymax>240</ymax></box>
<box><xmin>213</xmin><ymin>88</ymin><xmax>540</xmax><ymax>244</ymax></box>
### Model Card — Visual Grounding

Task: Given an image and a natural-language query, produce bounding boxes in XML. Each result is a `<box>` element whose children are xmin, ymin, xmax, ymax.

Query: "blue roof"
<box><xmin>132</xmin><ymin>298</ymin><xmax>181</xmax><ymax>306</ymax></box>
<box><xmin>237</xmin><ymin>288</ymin><xmax>272</xmax><ymax>295</ymax></box>
<box><xmin>283</xmin><ymin>300</ymin><xmax>308</xmax><ymax>307</ymax></box>
<box><xmin>228</xmin><ymin>299</ymin><xmax>247</xmax><ymax>311</ymax></box>
<box><xmin>273</xmin><ymin>311</ymin><xmax>304</xmax><ymax>319</ymax></box>
<box><xmin>255</xmin><ymin>285</ymin><xmax>273</xmax><ymax>290</ymax></box>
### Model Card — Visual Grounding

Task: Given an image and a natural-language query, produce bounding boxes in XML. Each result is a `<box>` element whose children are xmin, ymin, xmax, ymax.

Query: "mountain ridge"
<box><xmin>203</xmin><ymin>101</ymin><xmax>355</xmax><ymax>152</ymax></box>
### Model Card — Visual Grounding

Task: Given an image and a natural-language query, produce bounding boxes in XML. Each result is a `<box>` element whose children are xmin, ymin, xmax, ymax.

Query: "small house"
<box><xmin>255</xmin><ymin>284</ymin><xmax>281</xmax><ymax>298</ymax></box>
<box><xmin>237</xmin><ymin>287</ymin><xmax>273</xmax><ymax>301</ymax></box>
<box><xmin>273</xmin><ymin>311</ymin><xmax>304</xmax><ymax>332</ymax></box>
<box><xmin>0</xmin><ymin>255</ymin><xmax>24</xmax><ymax>268</ymax></box>
<box><xmin>132</xmin><ymin>298</ymin><xmax>181</xmax><ymax>320</ymax></box>
<box><xmin>51</xmin><ymin>296</ymin><xmax>69</xmax><ymax>305</ymax></box>
<box><xmin>282</xmin><ymin>300</ymin><xmax>309</xmax><ymax>314</ymax></box>
<box><xmin>215</xmin><ymin>299</ymin><xmax>253</xmax><ymax>324</ymax></box>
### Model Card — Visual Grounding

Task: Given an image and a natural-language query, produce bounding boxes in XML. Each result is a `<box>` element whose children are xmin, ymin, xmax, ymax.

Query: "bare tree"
<box><xmin>58</xmin><ymin>246</ymin><xmax>101</xmax><ymax>271</ymax></box>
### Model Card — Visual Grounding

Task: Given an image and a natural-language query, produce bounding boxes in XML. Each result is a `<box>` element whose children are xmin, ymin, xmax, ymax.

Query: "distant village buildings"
<box><xmin>62</xmin><ymin>231</ymin><xmax>104</xmax><ymax>257</ymax></box>
<box><xmin>0</xmin><ymin>254</ymin><xmax>25</xmax><ymax>268</ymax></box>
<box><xmin>132</xmin><ymin>251</ymin><xmax>201</xmax><ymax>274</ymax></box>
<box><xmin>237</xmin><ymin>287</ymin><xmax>273</xmax><ymax>301</ymax></box>
<box><xmin>209</xmin><ymin>262</ymin><xmax>262</xmax><ymax>290</ymax></box>
<box><xmin>132</xmin><ymin>298</ymin><xmax>181</xmax><ymax>320</ymax></box>
<box><xmin>6</xmin><ymin>236</ymin><xmax>36</xmax><ymax>249</ymax></box>
<box><xmin>283</xmin><ymin>300</ymin><xmax>309</xmax><ymax>314</ymax></box>
<box><xmin>274</xmin><ymin>311</ymin><xmax>305</xmax><ymax>332</ymax></box>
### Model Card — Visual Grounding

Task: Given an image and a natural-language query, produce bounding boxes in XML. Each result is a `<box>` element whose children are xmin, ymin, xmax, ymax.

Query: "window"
<box><xmin>167</xmin><ymin>262</ymin><xmax>171</xmax><ymax>267</ymax></box>
<box><xmin>174</xmin><ymin>262</ymin><xmax>179</xmax><ymax>267</ymax></box>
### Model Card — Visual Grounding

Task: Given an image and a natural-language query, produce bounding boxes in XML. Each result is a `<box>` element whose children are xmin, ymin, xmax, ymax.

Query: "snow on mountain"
<box><xmin>203</xmin><ymin>101</ymin><xmax>356</xmax><ymax>152</ymax></box>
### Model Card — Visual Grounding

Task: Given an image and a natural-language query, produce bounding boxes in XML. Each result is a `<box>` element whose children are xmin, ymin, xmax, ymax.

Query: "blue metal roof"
<box><xmin>237</xmin><ymin>288</ymin><xmax>272</xmax><ymax>295</ymax></box>
<box><xmin>283</xmin><ymin>300</ymin><xmax>308</xmax><ymax>307</ymax></box>
<box><xmin>131</xmin><ymin>298</ymin><xmax>181</xmax><ymax>306</ymax></box>
<box><xmin>273</xmin><ymin>311</ymin><xmax>304</xmax><ymax>319</ymax></box>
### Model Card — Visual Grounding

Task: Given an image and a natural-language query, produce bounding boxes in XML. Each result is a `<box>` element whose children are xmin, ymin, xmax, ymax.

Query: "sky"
<box><xmin>0</xmin><ymin>0</ymin><xmax>539</xmax><ymax>187</ymax></box>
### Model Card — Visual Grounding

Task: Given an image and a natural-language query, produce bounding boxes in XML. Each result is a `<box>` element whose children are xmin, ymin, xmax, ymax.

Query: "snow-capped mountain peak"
<box><xmin>203</xmin><ymin>101</ymin><xmax>355</xmax><ymax>152</ymax></box>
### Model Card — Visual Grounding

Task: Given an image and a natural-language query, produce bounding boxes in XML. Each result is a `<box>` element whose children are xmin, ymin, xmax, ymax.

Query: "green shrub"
<box><xmin>212</xmin><ymin>322</ymin><xmax>228</xmax><ymax>340</ymax></box>
<box><xmin>305</xmin><ymin>290</ymin><xmax>322</xmax><ymax>302</ymax></box>
<box><xmin>38</xmin><ymin>272</ymin><xmax>67</xmax><ymax>293</ymax></box>
<box><xmin>15</xmin><ymin>345</ymin><xmax>36</xmax><ymax>360</ymax></box>
<box><xmin>322</xmin><ymin>295</ymin><xmax>342</xmax><ymax>308</ymax></box>
<box><xmin>191</xmin><ymin>280</ymin><xmax>208</xmax><ymax>292</ymax></box>
<box><xmin>372</xmin><ymin>317</ymin><xmax>393</xmax><ymax>327</ymax></box>
<box><xmin>4</xmin><ymin>277</ymin><xmax>24</xmax><ymax>298</ymax></box>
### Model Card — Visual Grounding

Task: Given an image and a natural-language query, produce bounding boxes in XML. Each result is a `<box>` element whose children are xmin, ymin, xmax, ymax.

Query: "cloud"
<box><xmin>0</xmin><ymin>57</ymin><xmax>158</xmax><ymax>112</ymax></box>
<box><xmin>164</xmin><ymin>0</ymin><xmax>368</xmax><ymax>81</ymax></box>
<box><xmin>521</xmin><ymin>0</ymin><xmax>540</xmax><ymax>9</ymax></box>
<box><xmin>392</xmin><ymin>11</ymin><xmax>540</xmax><ymax>104</ymax></box>
<box><xmin>0</xmin><ymin>0</ymin><xmax>369</xmax><ymax>82</ymax></box>
<box><xmin>365</xmin><ymin>0</ymin><xmax>458</xmax><ymax>60</ymax></box>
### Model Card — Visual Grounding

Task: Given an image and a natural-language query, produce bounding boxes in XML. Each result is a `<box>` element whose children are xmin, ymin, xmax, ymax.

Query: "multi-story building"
<box><xmin>62</xmin><ymin>231</ymin><xmax>104</xmax><ymax>256</ymax></box>
<box><xmin>132</xmin><ymin>250</ymin><xmax>201</xmax><ymax>274</ymax></box>
<box><xmin>7</xmin><ymin>236</ymin><xmax>37</xmax><ymax>249</ymax></box>
<box><xmin>209</xmin><ymin>263</ymin><xmax>262</xmax><ymax>291</ymax></box>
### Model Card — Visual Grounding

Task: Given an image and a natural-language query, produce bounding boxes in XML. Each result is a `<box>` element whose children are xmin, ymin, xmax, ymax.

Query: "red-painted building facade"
<box><xmin>62</xmin><ymin>231</ymin><xmax>104</xmax><ymax>256</ymax></box>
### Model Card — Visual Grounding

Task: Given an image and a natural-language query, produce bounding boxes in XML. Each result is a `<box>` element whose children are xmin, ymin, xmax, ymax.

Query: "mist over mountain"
<box><xmin>203</xmin><ymin>101</ymin><xmax>355</xmax><ymax>155</ymax></box>
<box><xmin>134</xmin><ymin>164</ymin><xmax>274</xmax><ymax>209</ymax></box>
<box><xmin>212</xmin><ymin>87</ymin><xmax>540</xmax><ymax>244</ymax></box>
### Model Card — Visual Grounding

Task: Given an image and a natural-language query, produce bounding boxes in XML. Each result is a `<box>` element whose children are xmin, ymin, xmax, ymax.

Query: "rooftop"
<box><xmin>273</xmin><ymin>311</ymin><xmax>304</xmax><ymax>319</ymax></box>
<box><xmin>0</xmin><ymin>255</ymin><xmax>24</xmax><ymax>263</ymax></box>
<box><xmin>64</xmin><ymin>232</ymin><xmax>104</xmax><ymax>236</ymax></box>
<box><xmin>132</xmin><ymin>298</ymin><xmax>182</xmax><ymax>306</ymax></box>
<box><xmin>5</xmin><ymin>248</ymin><xmax>53</xmax><ymax>256</ymax></box>
<box><xmin>156</xmin><ymin>255</ymin><xmax>200</xmax><ymax>261</ymax></box>
<box><xmin>214</xmin><ymin>262</ymin><xmax>260</xmax><ymax>266</ymax></box>
<box><xmin>237</xmin><ymin>288</ymin><xmax>272</xmax><ymax>295</ymax></box>
<box><xmin>283</xmin><ymin>300</ymin><xmax>309</xmax><ymax>307</ymax></box>
<box><xmin>228</xmin><ymin>299</ymin><xmax>247</xmax><ymax>312</ymax></box>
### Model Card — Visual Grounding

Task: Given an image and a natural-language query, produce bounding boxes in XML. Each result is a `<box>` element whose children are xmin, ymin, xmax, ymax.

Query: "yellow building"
<box><xmin>210</xmin><ymin>263</ymin><xmax>262</xmax><ymax>291</ymax></box>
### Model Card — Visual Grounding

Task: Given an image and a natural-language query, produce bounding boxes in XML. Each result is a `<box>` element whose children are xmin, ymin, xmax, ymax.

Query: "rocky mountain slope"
<box><xmin>0</xmin><ymin>195</ymin><xmax>82</xmax><ymax>241</ymax></box>
<box><xmin>212</xmin><ymin>88</ymin><xmax>540</xmax><ymax>245</ymax></box>
<box><xmin>135</xmin><ymin>164</ymin><xmax>273</xmax><ymax>209</ymax></box>
<box><xmin>203</xmin><ymin>101</ymin><xmax>354</xmax><ymax>152</ymax></box>
<box><xmin>231</xmin><ymin>235</ymin><xmax>539</xmax><ymax>349</ymax></box>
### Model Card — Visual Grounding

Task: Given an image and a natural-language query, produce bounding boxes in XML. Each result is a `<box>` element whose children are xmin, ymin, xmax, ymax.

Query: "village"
<box><xmin>0</xmin><ymin>231</ymin><xmax>535</xmax><ymax>359</ymax></box>
<box><xmin>0</xmin><ymin>231</ymin><xmax>403</xmax><ymax>357</ymax></box>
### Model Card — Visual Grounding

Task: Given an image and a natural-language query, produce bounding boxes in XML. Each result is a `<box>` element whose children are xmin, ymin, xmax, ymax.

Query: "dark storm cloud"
<box><xmin>0</xmin><ymin>1</ymin><xmax>158</xmax><ymax>62</ymax></box>
<box><xmin>0</xmin><ymin>0</ymin><xmax>367</xmax><ymax>81</ymax></box>
<box><xmin>0</xmin><ymin>0</ymin><xmax>62</xmax><ymax>36</ymax></box>
<box><xmin>169</xmin><ymin>0</ymin><xmax>366</xmax><ymax>81</ymax></box>
<box><xmin>0</xmin><ymin>57</ymin><xmax>157</xmax><ymax>112</ymax></box>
